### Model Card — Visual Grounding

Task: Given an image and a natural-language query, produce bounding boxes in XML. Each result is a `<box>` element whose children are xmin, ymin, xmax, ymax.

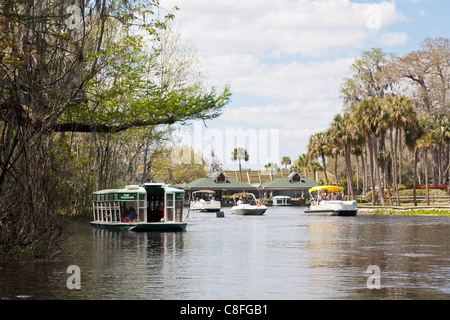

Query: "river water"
<box><xmin>1</xmin><ymin>207</ymin><xmax>449</xmax><ymax>300</ymax></box>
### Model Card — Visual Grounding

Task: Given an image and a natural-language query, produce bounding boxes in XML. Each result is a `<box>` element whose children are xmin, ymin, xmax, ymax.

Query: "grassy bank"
<box><xmin>371</xmin><ymin>208</ymin><xmax>450</xmax><ymax>217</ymax></box>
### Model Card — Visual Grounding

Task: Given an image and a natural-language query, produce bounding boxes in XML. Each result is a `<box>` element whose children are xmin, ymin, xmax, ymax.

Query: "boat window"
<box><xmin>166</xmin><ymin>193</ymin><xmax>174</xmax><ymax>221</ymax></box>
<box><xmin>175</xmin><ymin>193</ymin><xmax>184</xmax><ymax>222</ymax></box>
<box><xmin>138</xmin><ymin>207</ymin><xmax>145</xmax><ymax>222</ymax></box>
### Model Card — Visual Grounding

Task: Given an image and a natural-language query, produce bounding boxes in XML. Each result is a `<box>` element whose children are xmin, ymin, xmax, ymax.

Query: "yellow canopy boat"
<box><xmin>308</xmin><ymin>185</ymin><xmax>344</xmax><ymax>194</ymax></box>
<box><xmin>307</xmin><ymin>185</ymin><xmax>357</xmax><ymax>216</ymax></box>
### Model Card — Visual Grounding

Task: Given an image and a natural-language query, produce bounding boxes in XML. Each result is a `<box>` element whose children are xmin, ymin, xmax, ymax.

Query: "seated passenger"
<box><xmin>124</xmin><ymin>207</ymin><xmax>137</xmax><ymax>222</ymax></box>
<box><xmin>105</xmin><ymin>210</ymin><xmax>116</xmax><ymax>221</ymax></box>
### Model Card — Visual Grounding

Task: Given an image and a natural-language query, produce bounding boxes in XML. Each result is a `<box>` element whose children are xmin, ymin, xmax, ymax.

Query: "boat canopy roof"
<box><xmin>142</xmin><ymin>183</ymin><xmax>184</xmax><ymax>194</ymax></box>
<box><xmin>192</xmin><ymin>189</ymin><xmax>216</xmax><ymax>194</ymax></box>
<box><xmin>232</xmin><ymin>192</ymin><xmax>256</xmax><ymax>199</ymax></box>
<box><xmin>308</xmin><ymin>185</ymin><xmax>344</xmax><ymax>194</ymax></box>
<box><xmin>93</xmin><ymin>184</ymin><xmax>184</xmax><ymax>196</ymax></box>
<box><xmin>273</xmin><ymin>195</ymin><xmax>291</xmax><ymax>199</ymax></box>
<box><xmin>93</xmin><ymin>185</ymin><xmax>146</xmax><ymax>195</ymax></box>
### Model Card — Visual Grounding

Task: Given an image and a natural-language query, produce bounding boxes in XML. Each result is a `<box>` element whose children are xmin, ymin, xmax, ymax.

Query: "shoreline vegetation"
<box><xmin>358</xmin><ymin>207</ymin><xmax>450</xmax><ymax>216</ymax></box>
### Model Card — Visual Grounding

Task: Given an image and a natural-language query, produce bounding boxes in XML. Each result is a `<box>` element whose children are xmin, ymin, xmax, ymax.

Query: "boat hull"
<box><xmin>190</xmin><ymin>208</ymin><xmax>221</xmax><ymax>212</ymax></box>
<box><xmin>90</xmin><ymin>221</ymin><xmax>187</xmax><ymax>232</ymax></box>
<box><xmin>190</xmin><ymin>203</ymin><xmax>221</xmax><ymax>212</ymax></box>
<box><xmin>306</xmin><ymin>209</ymin><xmax>357</xmax><ymax>216</ymax></box>
<box><xmin>231</xmin><ymin>206</ymin><xmax>267</xmax><ymax>215</ymax></box>
<box><xmin>306</xmin><ymin>200</ymin><xmax>358</xmax><ymax>216</ymax></box>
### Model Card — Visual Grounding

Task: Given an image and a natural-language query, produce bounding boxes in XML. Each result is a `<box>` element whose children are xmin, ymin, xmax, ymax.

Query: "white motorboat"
<box><xmin>306</xmin><ymin>186</ymin><xmax>358</xmax><ymax>216</ymax></box>
<box><xmin>231</xmin><ymin>193</ymin><xmax>267</xmax><ymax>215</ymax></box>
<box><xmin>190</xmin><ymin>189</ymin><xmax>221</xmax><ymax>212</ymax></box>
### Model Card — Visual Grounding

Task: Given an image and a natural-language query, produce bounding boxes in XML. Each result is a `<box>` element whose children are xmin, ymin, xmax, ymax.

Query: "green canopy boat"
<box><xmin>90</xmin><ymin>183</ymin><xmax>187</xmax><ymax>232</ymax></box>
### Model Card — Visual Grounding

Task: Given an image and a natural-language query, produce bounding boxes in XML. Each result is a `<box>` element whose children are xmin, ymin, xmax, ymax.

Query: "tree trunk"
<box><xmin>424</xmin><ymin>149</ymin><xmax>430</xmax><ymax>206</ymax></box>
<box><xmin>391</xmin><ymin>128</ymin><xmax>400</xmax><ymax>205</ymax></box>
<box><xmin>373</xmin><ymin>135</ymin><xmax>386</xmax><ymax>206</ymax></box>
<box><xmin>334</xmin><ymin>153</ymin><xmax>339</xmax><ymax>186</ymax></box>
<box><xmin>361</xmin><ymin>147</ymin><xmax>367</xmax><ymax>196</ymax></box>
<box><xmin>367</xmin><ymin>139</ymin><xmax>376</xmax><ymax>205</ymax></box>
<box><xmin>321</xmin><ymin>154</ymin><xmax>328</xmax><ymax>184</ymax></box>
<box><xmin>398</xmin><ymin>129</ymin><xmax>403</xmax><ymax>186</ymax></box>
<box><xmin>413</xmin><ymin>148</ymin><xmax>418</xmax><ymax>206</ymax></box>
<box><xmin>344</xmin><ymin>144</ymin><xmax>355</xmax><ymax>200</ymax></box>
<box><xmin>239</xmin><ymin>160</ymin><xmax>242</xmax><ymax>182</ymax></box>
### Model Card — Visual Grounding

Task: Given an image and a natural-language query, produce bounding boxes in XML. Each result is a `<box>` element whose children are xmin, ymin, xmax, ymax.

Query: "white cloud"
<box><xmin>201</xmin><ymin>55</ymin><xmax>354</xmax><ymax>101</ymax></box>
<box><xmin>163</xmin><ymin>0</ymin><xmax>407</xmax><ymax>57</ymax></box>
<box><xmin>216</xmin><ymin>100</ymin><xmax>341</xmax><ymax>164</ymax></box>
<box><xmin>377</xmin><ymin>31</ymin><xmax>409</xmax><ymax>46</ymax></box>
<box><xmin>159</xmin><ymin>0</ymin><xmax>410</xmax><ymax>168</ymax></box>
<box><xmin>221</xmin><ymin>100</ymin><xmax>338</xmax><ymax>130</ymax></box>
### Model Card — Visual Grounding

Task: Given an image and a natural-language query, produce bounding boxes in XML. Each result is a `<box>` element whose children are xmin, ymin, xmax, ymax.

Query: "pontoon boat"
<box><xmin>306</xmin><ymin>185</ymin><xmax>357</xmax><ymax>216</ymax></box>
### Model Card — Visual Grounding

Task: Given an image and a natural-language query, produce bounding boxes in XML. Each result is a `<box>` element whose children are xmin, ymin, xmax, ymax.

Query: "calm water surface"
<box><xmin>1</xmin><ymin>207</ymin><xmax>449</xmax><ymax>300</ymax></box>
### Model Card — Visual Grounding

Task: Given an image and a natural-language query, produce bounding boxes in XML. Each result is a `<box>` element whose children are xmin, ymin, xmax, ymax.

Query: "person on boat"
<box><xmin>237</xmin><ymin>197</ymin><xmax>244</xmax><ymax>206</ymax></box>
<box><xmin>330</xmin><ymin>192</ymin><xmax>335</xmax><ymax>200</ymax></box>
<box><xmin>336</xmin><ymin>192</ymin><xmax>343</xmax><ymax>200</ymax></box>
<box><xmin>317</xmin><ymin>191</ymin><xmax>322</xmax><ymax>204</ymax></box>
<box><xmin>124</xmin><ymin>207</ymin><xmax>137</xmax><ymax>222</ymax></box>
<box><xmin>105</xmin><ymin>210</ymin><xmax>114</xmax><ymax>221</ymax></box>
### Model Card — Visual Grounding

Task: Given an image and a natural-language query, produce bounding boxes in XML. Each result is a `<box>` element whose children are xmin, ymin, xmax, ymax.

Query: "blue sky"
<box><xmin>161</xmin><ymin>0</ymin><xmax>450</xmax><ymax>171</ymax></box>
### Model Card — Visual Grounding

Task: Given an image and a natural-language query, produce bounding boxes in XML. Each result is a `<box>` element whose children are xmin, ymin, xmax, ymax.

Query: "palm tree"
<box><xmin>383</xmin><ymin>95</ymin><xmax>416</xmax><ymax>205</ymax></box>
<box><xmin>405</xmin><ymin>118</ymin><xmax>426</xmax><ymax>206</ymax></box>
<box><xmin>352</xmin><ymin>98</ymin><xmax>388</xmax><ymax>205</ymax></box>
<box><xmin>296</xmin><ymin>154</ymin><xmax>309</xmax><ymax>178</ymax></box>
<box><xmin>264</xmin><ymin>162</ymin><xmax>279</xmax><ymax>181</ymax></box>
<box><xmin>281</xmin><ymin>156</ymin><xmax>291</xmax><ymax>170</ymax></box>
<box><xmin>308</xmin><ymin>160</ymin><xmax>322</xmax><ymax>182</ymax></box>
<box><xmin>328</xmin><ymin>112</ymin><xmax>356</xmax><ymax>200</ymax></box>
<box><xmin>307</xmin><ymin>131</ymin><xmax>330</xmax><ymax>184</ymax></box>
<box><xmin>405</xmin><ymin>117</ymin><xmax>437</xmax><ymax>206</ymax></box>
<box><xmin>231</xmin><ymin>147</ymin><xmax>249</xmax><ymax>182</ymax></box>
<box><xmin>326</xmin><ymin>127</ymin><xmax>342</xmax><ymax>186</ymax></box>
<box><xmin>433</xmin><ymin>114</ymin><xmax>450</xmax><ymax>185</ymax></box>
<box><xmin>416</xmin><ymin>134</ymin><xmax>434</xmax><ymax>206</ymax></box>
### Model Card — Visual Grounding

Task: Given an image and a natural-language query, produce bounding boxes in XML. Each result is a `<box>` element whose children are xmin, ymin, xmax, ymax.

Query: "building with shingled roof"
<box><xmin>184</xmin><ymin>171</ymin><xmax>256</xmax><ymax>205</ymax></box>
<box><xmin>261</xmin><ymin>172</ymin><xmax>317</xmax><ymax>200</ymax></box>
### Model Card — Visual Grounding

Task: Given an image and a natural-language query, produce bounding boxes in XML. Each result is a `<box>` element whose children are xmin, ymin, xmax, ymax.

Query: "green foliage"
<box><xmin>374</xmin><ymin>208</ymin><xmax>450</xmax><ymax>216</ymax></box>
<box><xmin>0</xmin><ymin>1</ymin><xmax>231</xmax><ymax>257</ymax></box>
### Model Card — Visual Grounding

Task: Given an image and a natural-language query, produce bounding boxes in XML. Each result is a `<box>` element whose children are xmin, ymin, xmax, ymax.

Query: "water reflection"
<box><xmin>78</xmin><ymin>228</ymin><xmax>186</xmax><ymax>299</ymax></box>
<box><xmin>306</xmin><ymin>215</ymin><xmax>450</xmax><ymax>299</ymax></box>
<box><xmin>0</xmin><ymin>210</ymin><xmax>449</xmax><ymax>300</ymax></box>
